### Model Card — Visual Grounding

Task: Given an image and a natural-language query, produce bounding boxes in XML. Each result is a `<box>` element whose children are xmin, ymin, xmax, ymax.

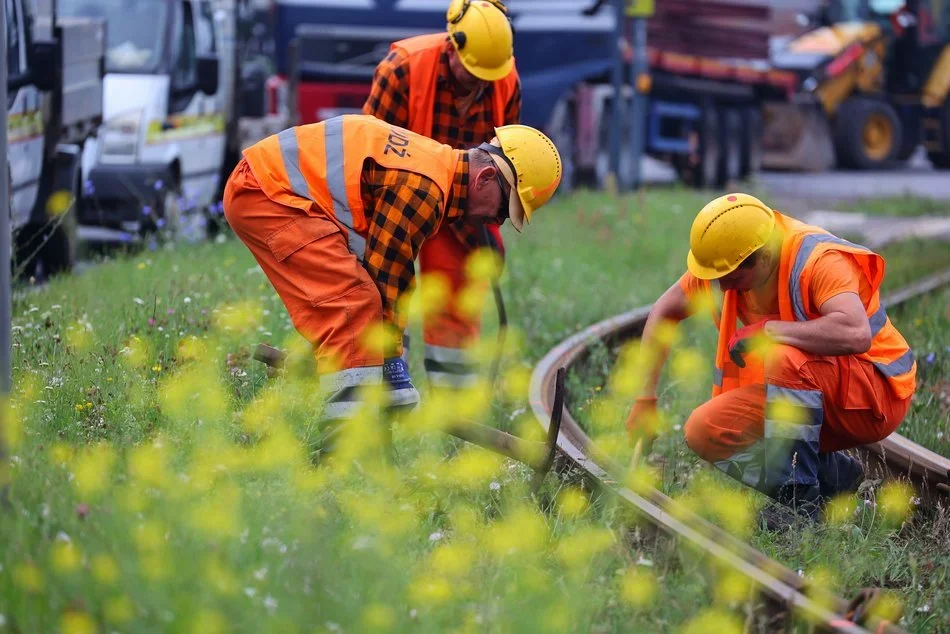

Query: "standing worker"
<box><xmin>224</xmin><ymin>114</ymin><xmax>561</xmax><ymax>451</ymax></box>
<box><xmin>625</xmin><ymin>193</ymin><xmax>916</xmax><ymax>528</ymax></box>
<box><xmin>362</xmin><ymin>0</ymin><xmax>521</xmax><ymax>390</ymax></box>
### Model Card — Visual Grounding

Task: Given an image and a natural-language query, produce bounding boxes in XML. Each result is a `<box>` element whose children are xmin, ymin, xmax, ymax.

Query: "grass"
<box><xmin>0</xmin><ymin>186</ymin><xmax>763</xmax><ymax>634</ymax></box>
<box><xmin>1</xmin><ymin>186</ymin><xmax>947</xmax><ymax>634</ymax></box>
<box><xmin>840</xmin><ymin>195</ymin><xmax>950</xmax><ymax>218</ymax></box>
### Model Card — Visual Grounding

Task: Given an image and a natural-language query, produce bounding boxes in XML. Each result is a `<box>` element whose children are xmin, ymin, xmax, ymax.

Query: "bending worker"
<box><xmin>223</xmin><ymin>114</ymin><xmax>561</xmax><ymax>445</ymax></box>
<box><xmin>626</xmin><ymin>193</ymin><xmax>916</xmax><ymax>527</ymax></box>
<box><xmin>363</xmin><ymin>0</ymin><xmax>520</xmax><ymax>389</ymax></box>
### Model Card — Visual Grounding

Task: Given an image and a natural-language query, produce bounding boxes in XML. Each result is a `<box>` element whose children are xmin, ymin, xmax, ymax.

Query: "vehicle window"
<box><xmin>170</xmin><ymin>0</ymin><xmax>198</xmax><ymax>88</ymax></box>
<box><xmin>58</xmin><ymin>0</ymin><xmax>169</xmax><ymax>73</ymax></box>
<box><xmin>194</xmin><ymin>0</ymin><xmax>216</xmax><ymax>55</ymax></box>
<box><xmin>6</xmin><ymin>0</ymin><xmax>21</xmax><ymax>78</ymax></box>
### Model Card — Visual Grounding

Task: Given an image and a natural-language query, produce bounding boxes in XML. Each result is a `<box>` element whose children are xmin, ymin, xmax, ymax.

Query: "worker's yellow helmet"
<box><xmin>686</xmin><ymin>193</ymin><xmax>776</xmax><ymax>280</ymax></box>
<box><xmin>446</xmin><ymin>0</ymin><xmax>515</xmax><ymax>82</ymax></box>
<box><xmin>481</xmin><ymin>124</ymin><xmax>563</xmax><ymax>232</ymax></box>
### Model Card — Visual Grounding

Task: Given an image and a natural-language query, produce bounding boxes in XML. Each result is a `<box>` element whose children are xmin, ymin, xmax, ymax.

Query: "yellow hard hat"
<box><xmin>446</xmin><ymin>0</ymin><xmax>514</xmax><ymax>82</ymax></box>
<box><xmin>686</xmin><ymin>193</ymin><xmax>776</xmax><ymax>280</ymax></box>
<box><xmin>480</xmin><ymin>124</ymin><xmax>562</xmax><ymax>232</ymax></box>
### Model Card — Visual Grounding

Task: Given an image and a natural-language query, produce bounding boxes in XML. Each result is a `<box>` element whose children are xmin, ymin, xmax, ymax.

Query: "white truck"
<box><xmin>64</xmin><ymin>0</ymin><xmax>289</xmax><ymax>243</ymax></box>
<box><xmin>6</xmin><ymin>0</ymin><xmax>104</xmax><ymax>278</ymax></box>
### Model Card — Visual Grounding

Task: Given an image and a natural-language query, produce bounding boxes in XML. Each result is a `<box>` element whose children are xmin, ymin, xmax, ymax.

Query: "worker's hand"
<box><xmin>382</xmin><ymin>357</ymin><xmax>420</xmax><ymax>413</ymax></box>
<box><xmin>625</xmin><ymin>396</ymin><xmax>659</xmax><ymax>453</ymax></box>
<box><xmin>727</xmin><ymin>320</ymin><xmax>773</xmax><ymax>368</ymax></box>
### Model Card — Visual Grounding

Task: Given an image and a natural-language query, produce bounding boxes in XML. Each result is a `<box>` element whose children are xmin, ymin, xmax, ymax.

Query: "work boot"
<box><xmin>760</xmin><ymin>483</ymin><xmax>823</xmax><ymax>531</ymax></box>
<box><xmin>817</xmin><ymin>452</ymin><xmax>865</xmax><ymax>500</ymax></box>
<box><xmin>383</xmin><ymin>357</ymin><xmax>420</xmax><ymax>413</ymax></box>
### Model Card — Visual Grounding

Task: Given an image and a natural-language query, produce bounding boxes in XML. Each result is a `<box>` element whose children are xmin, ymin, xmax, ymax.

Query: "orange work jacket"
<box><xmin>705</xmin><ymin>212</ymin><xmax>916</xmax><ymax>401</ymax></box>
<box><xmin>242</xmin><ymin>114</ymin><xmax>460</xmax><ymax>256</ymax></box>
<box><xmin>390</xmin><ymin>33</ymin><xmax>520</xmax><ymax>138</ymax></box>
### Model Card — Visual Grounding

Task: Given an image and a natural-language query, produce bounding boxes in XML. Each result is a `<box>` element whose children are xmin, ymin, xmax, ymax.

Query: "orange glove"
<box><xmin>625</xmin><ymin>396</ymin><xmax>659</xmax><ymax>451</ymax></box>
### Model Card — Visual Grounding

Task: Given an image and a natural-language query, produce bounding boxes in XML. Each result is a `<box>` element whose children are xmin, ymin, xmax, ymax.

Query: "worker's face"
<box><xmin>447</xmin><ymin>46</ymin><xmax>487</xmax><ymax>93</ymax></box>
<box><xmin>466</xmin><ymin>163</ymin><xmax>510</xmax><ymax>226</ymax></box>
<box><xmin>716</xmin><ymin>250</ymin><xmax>775</xmax><ymax>292</ymax></box>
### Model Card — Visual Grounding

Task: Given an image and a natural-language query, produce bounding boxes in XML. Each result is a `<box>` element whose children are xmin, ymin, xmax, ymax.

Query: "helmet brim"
<box><xmin>486</xmin><ymin>149</ymin><xmax>527</xmax><ymax>232</ymax></box>
<box><xmin>687</xmin><ymin>250</ymin><xmax>735</xmax><ymax>280</ymax></box>
<box><xmin>458</xmin><ymin>53</ymin><xmax>514</xmax><ymax>82</ymax></box>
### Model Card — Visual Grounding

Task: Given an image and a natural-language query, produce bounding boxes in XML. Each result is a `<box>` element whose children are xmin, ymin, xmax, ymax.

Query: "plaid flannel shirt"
<box><xmin>362</xmin><ymin>37</ymin><xmax>522</xmax><ymax>250</ymax></box>
<box><xmin>360</xmin><ymin>154</ymin><xmax>470</xmax><ymax>335</ymax></box>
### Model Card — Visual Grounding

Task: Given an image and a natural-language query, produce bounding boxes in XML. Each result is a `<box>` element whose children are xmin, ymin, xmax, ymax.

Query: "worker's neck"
<box><xmin>753</xmin><ymin>229</ymin><xmax>784</xmax><ymax>289</ymax></box>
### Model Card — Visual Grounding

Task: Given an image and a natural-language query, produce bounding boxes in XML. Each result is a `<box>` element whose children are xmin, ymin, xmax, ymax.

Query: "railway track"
<box><xmin>529</xmin><ymin>269</ymin><xmax>950</xmax><ymax>634</ymax></box>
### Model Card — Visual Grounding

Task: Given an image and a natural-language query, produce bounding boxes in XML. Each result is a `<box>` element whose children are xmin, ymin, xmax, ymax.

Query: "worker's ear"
<box><xmin>471</xmin><ymin>163</ymin><xmax>498</xmax><ymax>191</ymax></box>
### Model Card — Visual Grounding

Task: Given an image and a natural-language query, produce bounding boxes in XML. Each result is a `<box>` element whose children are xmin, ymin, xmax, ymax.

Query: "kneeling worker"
<box><xmin>224</xmin><ymin>114</ymin><xmax>561</xmax><ymax>448</ymax></box>
<box><xmin>625</xmin><ymin>193</ymin><xmax>916</xmax><ymax>527</ymax></box>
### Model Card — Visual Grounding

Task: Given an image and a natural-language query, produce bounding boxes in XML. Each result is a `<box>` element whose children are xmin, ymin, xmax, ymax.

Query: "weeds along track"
<box><xmin>529</xmin><ymin>269</ymin><xmax>950</xmax><ymax>634</ymax></box>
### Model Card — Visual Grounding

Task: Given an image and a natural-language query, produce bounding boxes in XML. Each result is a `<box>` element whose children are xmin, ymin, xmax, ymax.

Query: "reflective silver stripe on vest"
<box><xmin>874</xmin><ymin>349</ymin><xmax>916</xmax><ymax>377</ymax></box>
<box><xmin>789</xmin><ymin>234</ymin><xmax>870</xmax><ymax>322</ymax></box>
<box><xmin>277</xmin><ymin>118</ymin><xmax>367</xmax><ymax>260</ymax></box>
<box><xmin>323</xmin><ymin>117</ymin><xmax>367</xmax><ymax>259</ymax></box>
<box><xmin>868</xmin><ymin>305</ymin><xmax>888</xmax><ymax>337</ymax></box>
<box><xmin>713</xmin><ymin>366</ymin><xmax>723</xmax><ymax>388</ymax></box>
<box><xmin>278</xmin><ymin>128</ymin><xmax>311</xmax><ymax>199</ymax></box>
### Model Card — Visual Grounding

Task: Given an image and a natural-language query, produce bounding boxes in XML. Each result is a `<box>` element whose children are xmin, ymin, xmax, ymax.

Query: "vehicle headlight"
<box><xmin>99</xmin><ymin>110</ymin><xmax>143</xmax><ymax>161</ymax></box>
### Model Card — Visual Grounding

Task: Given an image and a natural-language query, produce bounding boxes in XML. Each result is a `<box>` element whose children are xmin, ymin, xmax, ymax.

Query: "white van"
<box><xmin>62</xmin><ymin>0</ymin><xmax>240</xmax><ymax>240</ymax></box>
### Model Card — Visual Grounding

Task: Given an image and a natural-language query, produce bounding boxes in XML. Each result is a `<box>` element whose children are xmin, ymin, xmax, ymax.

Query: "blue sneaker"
<box><xmin>383</xmin><ymin>357</ymin><xmax>420</xmax><ymax>411</ymax></box>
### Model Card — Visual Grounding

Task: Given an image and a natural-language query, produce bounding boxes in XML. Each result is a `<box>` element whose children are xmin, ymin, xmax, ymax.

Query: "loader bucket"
<box><xmin>761</xmin><ymin>103</ymin><xmax>836</xmax><ymax>172</ymax></box>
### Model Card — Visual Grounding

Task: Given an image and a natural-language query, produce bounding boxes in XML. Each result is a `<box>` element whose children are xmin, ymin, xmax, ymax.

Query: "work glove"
<box><xmin>625</xmin><ymin>396</ymin><xmax>659</xmax><ymax>454</ymax></box>
<box><xmin>728</xmin><ymin>320</ymin><xmax>773</xmax><ymax>368</ymax></box>
<box><xmin>383</xmin><ymin>356</ymin><xmax>420</xmax><ymax>413</ymax></box>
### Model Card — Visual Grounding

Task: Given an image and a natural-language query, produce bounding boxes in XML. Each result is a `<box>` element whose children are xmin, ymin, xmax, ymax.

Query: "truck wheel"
<box><xmin>925</xmin><ymin>101</ymin><xmax>950</xmax><ymax>169</ymax></box>
<box><xmin>739</xmin><ymin>106</ymin><xmax>764</xmax><ymax>180</ymax></box>
<box><xmin>833</xmin><ymin>97</ymin><xmax>902</xmax><ymax>170</ymax></box>
<box><xmin>718</xmin><ymin>107</ymin><xmax>743</xmax><ymax>186</ymax></box>
<box><xmin>675</xmin><ymin>101</ymin><xmax>721</xmax><ymax>189</ymax></box>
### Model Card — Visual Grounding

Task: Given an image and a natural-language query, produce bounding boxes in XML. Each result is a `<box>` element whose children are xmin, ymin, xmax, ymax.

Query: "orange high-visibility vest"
<box><xmin>242</xmin><ymin>114</ymin><xmax>461</xmax><ymax>256</ymax></box>
<box><xmin>390</xmin><ymin>33</ymin><xmax>520</xmax><ymax>138</ymax></box>
<box><xmin>707</xmin><ymin>212</ymin><xmax>916</xmax><ymax>400</ymax></box>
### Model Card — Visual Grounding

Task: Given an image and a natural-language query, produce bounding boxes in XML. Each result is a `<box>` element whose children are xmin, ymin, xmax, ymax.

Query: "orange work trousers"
<box><xmin>684</xmin><ymin>344</ymin><xmax>911</xmax><ymax>491</ymax></box>
<box><xmin>417</xmin><ymin>224</ymin><xmax>503</xmax><ymax>387</ymax></box>
<box><xmin>223</xmin><ymin>158</ymin><xmax>384</xmax><ymax>373</ymax></box>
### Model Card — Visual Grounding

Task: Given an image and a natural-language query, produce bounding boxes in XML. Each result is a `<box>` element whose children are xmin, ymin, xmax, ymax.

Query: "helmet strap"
<box><xmin>477</xmin><ymin>142</ymin><xmax>517</xmax><ymax>183</ymax></box>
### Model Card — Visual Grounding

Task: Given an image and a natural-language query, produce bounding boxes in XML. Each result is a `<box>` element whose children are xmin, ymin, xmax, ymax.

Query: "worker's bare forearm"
<box><xmin>637</xmin><ymin>283</ymin><xmax>690</xmax><ymax>397</ymax></box>
<box><xmin>765</xmin><ymin>311</ymin><xmax>871</xmax><ymax>356</ymax></box>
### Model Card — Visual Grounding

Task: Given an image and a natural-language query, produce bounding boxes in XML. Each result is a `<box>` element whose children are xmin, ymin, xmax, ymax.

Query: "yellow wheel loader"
<box><xmin>763</xmin><ymin>0</ymin><xmax>950</xmax><ymax>171</ymax></box>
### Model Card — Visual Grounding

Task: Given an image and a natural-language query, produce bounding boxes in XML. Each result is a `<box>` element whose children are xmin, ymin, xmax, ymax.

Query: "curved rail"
<box><xmin>530</xmin><ymin>269</ymin><xmax>950</xmax><ymax>634</ymax></box>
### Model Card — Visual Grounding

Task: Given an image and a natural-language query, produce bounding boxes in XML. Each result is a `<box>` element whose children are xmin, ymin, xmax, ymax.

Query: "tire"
<box><xmin>925</xmin><ymin>101</ymin><xmax>950</xmax><ymax>169</ymax></box>
<box><xmin>718</xmin><ymin>106</ymin><xmax>743</xmax><ymax>186</ymax></box>
<box><xmin>675</xmin><ymin>101</ymin><xmax>721</xmax><ymax>189</ymax></box>
<box><xmin>833</xmin><ymin>97</ymin><xmax>902</xmax><ymax>170</ymax></box>
<box><xmin>739</xmin><ymin>106</ymin><xmax>764</xmax><ymax>180</ymax></box>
